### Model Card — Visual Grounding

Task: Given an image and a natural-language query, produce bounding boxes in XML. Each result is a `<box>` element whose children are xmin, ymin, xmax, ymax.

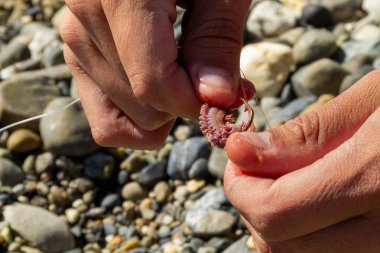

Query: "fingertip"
<box><xmin>225</xmin><ymin>132</ymin><xmax>267</xmax><ymax>174</ymax></box>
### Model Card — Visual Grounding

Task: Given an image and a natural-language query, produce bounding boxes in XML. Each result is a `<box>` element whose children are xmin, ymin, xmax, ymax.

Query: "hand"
<box><xmin>60</xmin><ymin>0</ymin><xmax>253</xmax><ymax>149</ymax></box>
<box><xmin>224</xmin><ymin>69</ymin><xmax>380</xmax><ymax>252</ymax></box>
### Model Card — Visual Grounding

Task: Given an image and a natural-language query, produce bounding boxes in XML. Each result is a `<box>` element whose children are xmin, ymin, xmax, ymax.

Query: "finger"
<box><xmin>64</xmin><ymin>45</ymin><xmax>174</xmax><ymax>149</ymax></box>
<box><xmin>61</xmin><ymin>11</ymin><xmax>174</xmax><ymax>131</ymax></box>
<box><xmin>226</xmin><ymin>69</ymin><xmax>380</xmax><ymax>177</ymax></box>
<box><xmin>101</xmin><ymin>0</ymin><xmax>201</xmax><ymax>118</ymax></box>
<box><xmin>63</xmin><ymin>0</ymin><xmax>125</xmax><ymax>77</ymax></box>
<box><xmin>251</xmin><ymin>215</ymin><xmax>380</xmax><ymax>253</ymax></box>
<box><xmin>224</xmin><ymin>107</ymin><xmax>380</xmax><ymax>241</ymax></box>
<box><xmin>181</xmin><ymin>0</ymin><xmax>252</xmax><ymax>107</ymax></box>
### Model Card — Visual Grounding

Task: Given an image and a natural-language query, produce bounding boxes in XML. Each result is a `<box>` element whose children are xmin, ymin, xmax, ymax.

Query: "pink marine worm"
<box><xmin>199</xmin><ymin>100</ymin><xmax>255</xmax><ymax>149</ymax></box>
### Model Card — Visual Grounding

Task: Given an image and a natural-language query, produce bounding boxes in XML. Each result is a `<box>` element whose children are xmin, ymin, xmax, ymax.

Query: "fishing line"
<box><xmin>240</xmin><ymin>69</ymin><xmax>272</xmax><ymax>131</ymax></box>
<box><xmin>0</xmin><ymin>98</ymin><xmax>82</xmax><ymax>133</ymax></box>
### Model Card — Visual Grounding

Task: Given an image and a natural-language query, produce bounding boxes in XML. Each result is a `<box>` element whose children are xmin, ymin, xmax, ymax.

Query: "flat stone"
<box><xmin>0</xmin><ymin>157</ymin><xmax>24</xmax><ymax>186</ymax></box>
<box><xmin>4</xmin><ymin>203</ymin><xmax>75</xmax><ymax>253</ymax></box>
<box><xmin>186</xmin><ymin>188</ymin><xmax>230</xmax><ymax>234</ymax></box>
<box><xmin>240</xmin><ymin>42</ymin><xmax>293</xmax><ymax>97</ymax></box>
<box><xmin>0</xmin><ymin>78</ymin><xmax>60</xmax><ymax>130</ymax></box>
<box><xmin>191</xmin><ymin>209</ymin><xmax>236</xmax><ymax>237</ymax></box>
<box><xmin>292</xmin><ymin>58</ymin><xmax>349</xmax><ymax>97</ymax></box>
<box><xmin>6</xmin><ymin>129</ymin><xmax>41</xmax><ymax>153</ymax></box>
<box><xmin>40</xmin><ymin>97</ymin><xmax>98</xmax><ymax>156</ymax></box>
<box><xmin>247</xmin><ymin>1</ymin><xmax>299</xmax><ymax>38</ymax></box>
<box><xmin>83</xmin><ymin>152</ymin><xmax>114</xmax><ymax>179</ymax></box>
<box><xmin>293</xmin><ymin>29</ymin><xmax>337</xmax><ymax>65</ymax></box>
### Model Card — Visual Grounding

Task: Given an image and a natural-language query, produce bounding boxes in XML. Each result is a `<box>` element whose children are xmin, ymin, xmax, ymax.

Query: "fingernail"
<box><xmin>198</xmin><ymin>67</ymin><xmax>234</xmax><ymax>93</ymax></box>
<box><xmin>192</xmin><ymin>66</ymin><xmax>237</xmax><ymax>106</ymax></box>
<box><xmin>246</xmin><ymin>132</ymin><xmax>271</xmax><ymax>150</ymax></box>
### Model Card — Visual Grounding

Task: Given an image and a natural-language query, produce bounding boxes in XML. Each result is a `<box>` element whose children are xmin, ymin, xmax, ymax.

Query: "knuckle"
<box><xmin>283</xmin><ymin>111</ymin><xmax>322</xmax><ymax>147</ymax></box>
<box><xmin>187</xmin><ymin>17</ymin><xmax>242</xmax><ymax>53</ymax></box>
<box><xmin>90</xmin><ymin>125</ymin><xmax>114</xmax><ymax>147</ymax></box>
<box><xmin>129</xmin><ymin>72</ymin><xmax>157</xmax><ymax>103</ymax></box>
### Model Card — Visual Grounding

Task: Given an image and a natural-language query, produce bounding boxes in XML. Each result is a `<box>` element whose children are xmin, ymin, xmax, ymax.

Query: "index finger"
<box><xmin>101</xmin><ymin>0</ymin><xmax>201</xmax><ymax>118</ymax></box>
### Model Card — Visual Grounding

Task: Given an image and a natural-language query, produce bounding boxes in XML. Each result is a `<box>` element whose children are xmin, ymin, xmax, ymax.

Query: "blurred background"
<box><xmin>0</xmin><ymin>0</ymin><xmax>378</xmax><ymax>253</ymax></box>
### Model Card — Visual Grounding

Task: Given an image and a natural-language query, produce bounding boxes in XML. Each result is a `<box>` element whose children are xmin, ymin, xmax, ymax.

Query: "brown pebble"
<box><xmin>7</xmin><ymin>129</ymin><xmax>41</xmax><ymax>153</ymax></box>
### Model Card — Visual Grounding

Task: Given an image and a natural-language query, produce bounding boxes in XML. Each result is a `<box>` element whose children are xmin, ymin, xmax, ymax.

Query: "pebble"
<box><xmin>351</xmin><ymin>24</ymin><xmax>380</xmax><ymax>42</ymax></box>
<box><xmin>0</xmin><ymin>77</ymin><xmax>60</xmax><ymax>131</ymax></box>
<box><xmin>300</xmin><ymin>4</ymin><xmax>333</xmax><ymax>28</ymax></box>
<box><xmin>363</xmin><ymin>0</ymin><xmax>380</xmax><ymax>16</ymax></box>
<box><xmin>4</xmin><ymin>203</ymin><xmax>75</xmax><ymax>253</ymax></box>
<box><xmin>153</xmin><ymin>181</ymin><xmax>171</xmax><ymax>203</ymax></box>
<box><xmin>222</xmin><ymin>235</ymin><xmax>258</xmax><ymax>253</ymax></box>
<box><xmin>192</xmin><ymin>209</ymin><xmax>236</xmax><ymax>237</ymax></box>
<box><xmin>246</xmin><ymin>1</ymin><xmax>299</xmax><ymax>38</ymax></box>
<box><xmin>84</xmin><ymin>152</ymin><xmax>114</xmax><ymax>180</ymax></box>
<box><xmin>0</xmin><ymin>34</ymin><xmax>32</xmax><ymax>69</ymax></box>
<box><xmin>341</xmin><ymin>39</ymin><xmax>380</xmax><ymax>61</ymax></box>
<box><xmin>6</xmin><ymin>129</ymin><xmax>41</xmax><ymax>153</ymax></box>
<box><xmin>35</xmin><ymin>152</ymin><xmax>55</xmax><ymax>174</ymax></box>
<box><xmin>188</xmin><ymin>158</ymin><xmax>210</xmax><ymax>180</ymax></box>
<box><xmin>292</xmin><ymin>29</ymin><xmax>337</xmax><ymax>65</ymax></box>
<box><xmin>240</xmin><ymin>42</ymin><xmax>293</xmax><ymax>97</ymax></box>
<box><xmin>186</xmin><ymin>180</ymin><xmax>206</xmax><ymax>193</ymax></box>
<box><xmin>167</xmin><ymin>137</ymin><xmax>211</xmax><ymax>180</ymax></box>
<box><xmin>342</xmin><ymin>54</ymin><xmax>375</xmax><ymax>73</ymax></box>
<box><xmin>186</xmin><ymin>188</ymin><xmax>229</xmax><ymax>233</ymax></box>
<box><xmin>340</xmin><ymin>65</ymin><xmax>374</xmax><ymax>92</ymax></box>
<box><xmin>40</xmin><ymin>97</ymin><xmax>98</xmax><ymax>156</ymax></box>
<box><xmin>0</xmin><ymin>157</ymin><xmax>24</xmax><ymax>186</ymax></box>
<box><xmin>137</xmin><ymin>160</ymin><xmax>167</xmax><ymax>188</ymax></box>
<box><xmin>292</xmin><ymin>58</ymin><xmax>349</xmax><ymax>97</ymax></box>
<box><xmin>48</xmin><ymin>185</ymin><xmax>69</xmax><ymax>207</ymax></box>
<box><xmin>101</xmin><ymin>194</ymin><xmax>120</xmax><ymax>209</ymax></box>
<box><xmin>121</xmin><ymin>182</ymin><xmax>148</xmax><ymax>201</ymax></box>
<box><xmin>65</xmin><ymin>208</ymin><xmax>80</xmax><ymax>225</ymax></box>
<box><xmin>269</xmin><ymin>96</ymin><xmax>317</xmax><ymax>126</ymax></box>
<box><xmin>321</xmin><ymin>0</ymin><xmax>361</xmax><ymax>22</ymax></box>
<box><xmin>29</xmin><ymin>27</ymin><xmax>59</xmax><ymax>58</ymax></box>
<box><xmin>207</xmin><ymin>148</ymin><xmax>228</xmax><ymax>180</ymax></box>
<box><xmin>278</xmin><ymin>27</ymin><xmax>305</xmax><ymax>46</ymax></box>
<box><xmin>120</xmin><ymin>153</ymin><xmax>148</xmax><ymax>173</ymax></box>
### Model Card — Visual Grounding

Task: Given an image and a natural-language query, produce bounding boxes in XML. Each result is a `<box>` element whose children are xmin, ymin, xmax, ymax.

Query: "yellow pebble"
<box><xmin>113</xmin><ymin>239</ymin><xmax>140</xmax><ymax>253</ymax></box>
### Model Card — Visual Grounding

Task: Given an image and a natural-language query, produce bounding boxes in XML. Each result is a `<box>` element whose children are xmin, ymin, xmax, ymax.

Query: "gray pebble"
<box><xmin>167</xmin><ymin>137</ymin><xmax>211</xmax><ymax>180</ymax></box>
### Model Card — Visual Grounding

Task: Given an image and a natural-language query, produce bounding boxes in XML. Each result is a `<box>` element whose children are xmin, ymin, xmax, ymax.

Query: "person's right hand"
<box><xmin>60</xmin><ymin>0</ymin><xmax>253</xmax><ymax>149</ymax></box>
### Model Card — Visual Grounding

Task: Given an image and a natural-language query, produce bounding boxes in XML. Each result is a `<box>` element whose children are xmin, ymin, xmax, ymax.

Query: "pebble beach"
<box><xmin>0</xmin><ymin>0</ymin><xmax>379</xmax><ymax>252</ymax></box>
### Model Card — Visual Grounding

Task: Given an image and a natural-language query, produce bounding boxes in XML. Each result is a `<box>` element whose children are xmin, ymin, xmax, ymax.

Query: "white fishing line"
<box><xmin>0</xmin><ymin>98</ymin><xmax>82</xmax><ymax>133</ymax></box>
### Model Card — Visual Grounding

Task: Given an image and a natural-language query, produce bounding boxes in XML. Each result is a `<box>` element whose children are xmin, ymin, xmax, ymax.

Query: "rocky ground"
<box><xmin>0</xmin><ymin>0</ymin><xmax>379</xmax><ymax>252</ymax></box>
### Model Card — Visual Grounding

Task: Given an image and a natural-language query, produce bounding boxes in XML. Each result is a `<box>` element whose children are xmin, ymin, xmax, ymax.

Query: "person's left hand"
<box><xmin>223</xmin><ymin>71</ymin><xmax>380</xmax><ymax>253</ymax></box>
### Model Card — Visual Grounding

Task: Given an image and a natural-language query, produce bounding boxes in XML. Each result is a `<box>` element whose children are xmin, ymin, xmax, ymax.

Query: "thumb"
<box><xmin>225</xmin><ymin>69</ymin><xmax>380</xmax><ymax>178</ymax></box>
<box><xmin>180</xmin><ymin>0</ymin><xmax>251</xmax><ymax>108</ymax></box>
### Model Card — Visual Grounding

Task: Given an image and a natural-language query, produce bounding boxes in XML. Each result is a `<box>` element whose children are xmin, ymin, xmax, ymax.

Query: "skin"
<box><xmin>225</xmin><ymin>70</ymin><xmax>380</xmax><ymax>252</ymax></box>
<box><xmin>60</xmin><ymin>0</ymin><xmax>380</xmax><ymax>251</ymax></box>
<box><xmin>61</xmin><ymin>0</ymin><xmax>253</xmax><ymax>149</ymax></box>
